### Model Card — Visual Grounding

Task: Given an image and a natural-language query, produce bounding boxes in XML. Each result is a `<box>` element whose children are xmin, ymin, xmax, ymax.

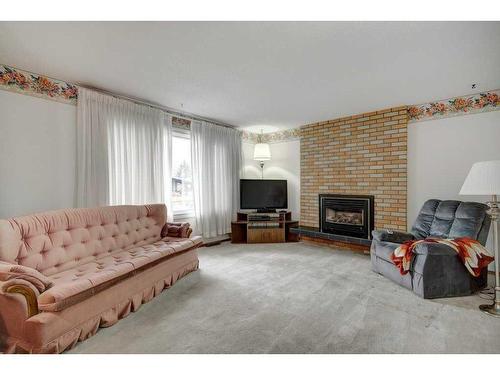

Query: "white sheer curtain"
<box><xmin>191</xmin><ymin>121</ymin><xmax>241</xmax><ymax>238</ymax></box>
<box><xmin>76</xmin><ymin>88</ymin><xmax>172</xmax><ymax>216</ymax></box>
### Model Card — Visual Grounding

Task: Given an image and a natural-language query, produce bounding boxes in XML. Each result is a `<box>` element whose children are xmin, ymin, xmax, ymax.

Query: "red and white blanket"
<box><xmin>391</xmin><ymin>237</ymin><xmax>494</xmax><ymax>277</ymax></box>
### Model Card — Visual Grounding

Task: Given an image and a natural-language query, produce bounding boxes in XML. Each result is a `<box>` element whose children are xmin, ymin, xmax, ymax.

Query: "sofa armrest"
<box><xmin>0</xmin><ymin>261</ymin><xmax>53</xmax><ymax>292</ymax></box>
<box><xmin>372</xmin><ymin>230</ymin><xmax>415</xmax><ymax>244</ymax></box>
<box><xmin>0</xmin><ymin>279</ymin><xmax>40</xmax><ymax>319</ymax></box>
<box><xmin>161</xmin><ymin>222</ymin><xmax>192</xmax><ymax>238</ymax></box>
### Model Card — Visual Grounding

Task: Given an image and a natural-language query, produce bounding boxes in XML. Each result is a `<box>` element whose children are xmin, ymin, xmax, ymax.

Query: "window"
<box><xmin>171</xmin><ymin>130</ymin><xmax>194</xmax><ymax>218</ymax></box>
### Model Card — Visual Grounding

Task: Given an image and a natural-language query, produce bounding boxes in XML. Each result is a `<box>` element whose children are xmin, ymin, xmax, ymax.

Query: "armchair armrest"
<box><xmin>372</xmin><ymin>229</ymin><xmax>415</xmax><ymax>243</ymax></box>
<box><xmin>161</xmin><ymin>222</ymin><xmax>192</xmax><ymax>238</ymax></box>
<box><xmin>412</xmin><ymin>241</ymin><xmax>458</xmax><ymax>256</ymax></box>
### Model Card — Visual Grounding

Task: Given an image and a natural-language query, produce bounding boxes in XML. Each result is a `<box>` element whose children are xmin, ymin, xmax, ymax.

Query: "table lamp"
<box><xmin>253</xmin><ymin>130</ymin><xmax>271</xmax><ymax>179</ymax></box>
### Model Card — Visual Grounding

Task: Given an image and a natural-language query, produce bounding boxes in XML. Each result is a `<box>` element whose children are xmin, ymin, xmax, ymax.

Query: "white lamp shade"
<box><xmin>460</xmin><ymin>160</ymin><xmax>500</xmax><ymax>195</ymax></box>
<box><xmin>253</xmin><ymin>143</ymin><xmax>271</xmax><ymax>161</ymax></box>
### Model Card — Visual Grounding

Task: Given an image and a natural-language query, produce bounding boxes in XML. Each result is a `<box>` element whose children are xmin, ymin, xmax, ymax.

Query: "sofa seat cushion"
<box><xmin>38</xmin><ymin>236</ymin><xmax>202</xmax><ymax>312</ymax></box>
<box><xmin>164</xmin><ymin>236</ymin><xmax>203</xmax><ymax>245</ymax></box>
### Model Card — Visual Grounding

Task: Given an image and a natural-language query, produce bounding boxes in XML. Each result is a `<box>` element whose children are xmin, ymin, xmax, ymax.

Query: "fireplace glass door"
<box><xmin>325</xmin><ymin>208</ymin><xmax>364</xmax><ymax>226</ymax></box>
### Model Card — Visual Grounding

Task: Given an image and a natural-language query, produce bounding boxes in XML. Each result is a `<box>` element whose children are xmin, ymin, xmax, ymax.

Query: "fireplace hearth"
<box><xmin>319</xmin><ymin>194</ymin><xmax>374</xmax><ymax>240</ymax></box>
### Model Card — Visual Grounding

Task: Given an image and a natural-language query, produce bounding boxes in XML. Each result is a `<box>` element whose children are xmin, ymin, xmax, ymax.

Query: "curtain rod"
<box><xmin>77</xmin><ymin>84</ymin><xmax>237</xmax><ymax>130</ymax></box>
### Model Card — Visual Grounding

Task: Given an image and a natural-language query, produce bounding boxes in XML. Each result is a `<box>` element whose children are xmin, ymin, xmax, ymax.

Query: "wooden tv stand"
<box><xmin>231</xmin><ymin>211</ymin><xmax>299</xmax><ymax>244</ymax></box>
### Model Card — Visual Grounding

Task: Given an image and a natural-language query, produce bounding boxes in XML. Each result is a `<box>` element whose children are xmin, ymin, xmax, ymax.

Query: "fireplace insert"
<box><xmin>319</xmin><ymin>194</ymin><xmax>374</xmax><ymax>239</ymax></box>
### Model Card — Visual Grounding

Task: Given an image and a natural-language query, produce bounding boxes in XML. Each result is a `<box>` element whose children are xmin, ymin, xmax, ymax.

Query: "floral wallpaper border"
<box><xmin>2</xmin><ymin>64</ymin><xmax>499</xmax><ymax>136</ymax></box>
<box><xmin>240</xmin><ymin>131</ymin><xmax>259</xmax><ymax>143</ymax></box>
<box><xmin>171</xmin><ymin>116</ymin><xmax>191</xmax><ymax>130</ymax></box>
<box><xmin>241</xmin><ymin>128</ymin><xmax>301</xmax><ymax>144</ymax></box>
<box><xmin>0</xmin><ymin>64</ymin><xmax>78</xmax><ymax>104</ymax></box>
<box><xmin>408</xmin><ymin>90</ymin><xmax>499</xmax><ymax>123</ymax></box>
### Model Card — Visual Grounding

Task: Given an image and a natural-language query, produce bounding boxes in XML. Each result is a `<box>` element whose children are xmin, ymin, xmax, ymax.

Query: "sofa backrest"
<box><xmin>411</xmin><ymin>199</ymin><xmax>490</xmax><ymax>244</ymax></box>
<box><xmin>0</xmin><ymin>204</ymin><xmax>166</xmax><ymax>276</ymax></box>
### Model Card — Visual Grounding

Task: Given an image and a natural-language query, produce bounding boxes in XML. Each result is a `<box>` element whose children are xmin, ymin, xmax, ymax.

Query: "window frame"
<box><xmin>171</xmin><ymin>128</ymin><xmax>195</xmax><ymax>221</ymax></box>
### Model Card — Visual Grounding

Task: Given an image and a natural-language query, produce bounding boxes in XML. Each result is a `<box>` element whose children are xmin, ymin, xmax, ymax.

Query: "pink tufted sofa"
<box><xmin>0</xmin><ymin>204</ymin><xmax>202</xmax><ymax>353</ymax></box>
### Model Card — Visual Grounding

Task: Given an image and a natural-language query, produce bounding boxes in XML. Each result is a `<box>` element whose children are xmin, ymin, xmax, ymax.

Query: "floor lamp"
<box><xmin>460</xmin><ymin>160</ymin><xmax>500</xmax><ymax>317</ymax></box>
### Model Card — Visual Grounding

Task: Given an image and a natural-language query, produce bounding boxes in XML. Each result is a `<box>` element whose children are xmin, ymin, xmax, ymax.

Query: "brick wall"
<box><xmin>300</xmin><ymin>106</ymin><xmax>408</xmax><ymax>231</ymax></box>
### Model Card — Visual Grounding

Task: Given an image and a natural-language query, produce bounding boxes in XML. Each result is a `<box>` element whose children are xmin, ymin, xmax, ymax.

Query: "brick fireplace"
<box><xmin>300</xmin><ymin>106</ymin><xmax>408</xmax><ymax>244</ymax></box>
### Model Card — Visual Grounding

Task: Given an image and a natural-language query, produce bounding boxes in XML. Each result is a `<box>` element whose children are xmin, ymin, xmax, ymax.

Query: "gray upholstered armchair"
<box><xmin>371</xmin><ymin>199</ymin><xmax>491</xmax><ymax>299</ymax></box>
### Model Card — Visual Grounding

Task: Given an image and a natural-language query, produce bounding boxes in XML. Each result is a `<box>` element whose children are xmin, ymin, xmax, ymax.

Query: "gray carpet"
<box><xmin>69</xmin><ymin>242</ymin><xmax>500</xmax><ymax>354</ymax></box>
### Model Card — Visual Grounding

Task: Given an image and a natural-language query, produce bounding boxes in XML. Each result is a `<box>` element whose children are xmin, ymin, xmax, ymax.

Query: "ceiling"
<box><xmin>1</xmin><ymin>22</ymin><xmax>499</xmax><ymax>131</ymax></box>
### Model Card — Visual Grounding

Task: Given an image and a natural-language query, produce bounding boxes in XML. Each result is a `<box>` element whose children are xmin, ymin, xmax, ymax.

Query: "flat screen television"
<box><xmin>240</xmin><ymin>179</ymin><xmax>287</xmax><ymax>211</ymax></box>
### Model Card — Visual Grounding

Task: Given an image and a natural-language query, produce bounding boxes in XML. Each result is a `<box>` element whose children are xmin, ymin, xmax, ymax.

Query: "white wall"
<box><xmin>0</xmin><ymin>91</ymin><xmax>77</xmax><ymax>218</ymax></box>
<box><xmin>242</xmin><ymin>140</ymin><xmax>300</xmax><ymax>220</ymax></box>
<box><xmin>408</xmin><ymin>110</ymin><xmax>500</xmax><ymax>251</ymax></box>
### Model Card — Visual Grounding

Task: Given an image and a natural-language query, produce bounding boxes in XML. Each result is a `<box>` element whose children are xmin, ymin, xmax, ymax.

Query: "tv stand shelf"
<box><xmin>231</xmin><ymin>211</ymin><xmax>299</xmax><ymax>244</ymax></box>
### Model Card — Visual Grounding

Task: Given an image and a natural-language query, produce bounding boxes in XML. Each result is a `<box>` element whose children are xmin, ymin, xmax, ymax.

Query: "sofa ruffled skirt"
<box><xmin>1</xmin><ymin>249</ymin><xmax>199</xmax><ymax>354</ymax></box>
